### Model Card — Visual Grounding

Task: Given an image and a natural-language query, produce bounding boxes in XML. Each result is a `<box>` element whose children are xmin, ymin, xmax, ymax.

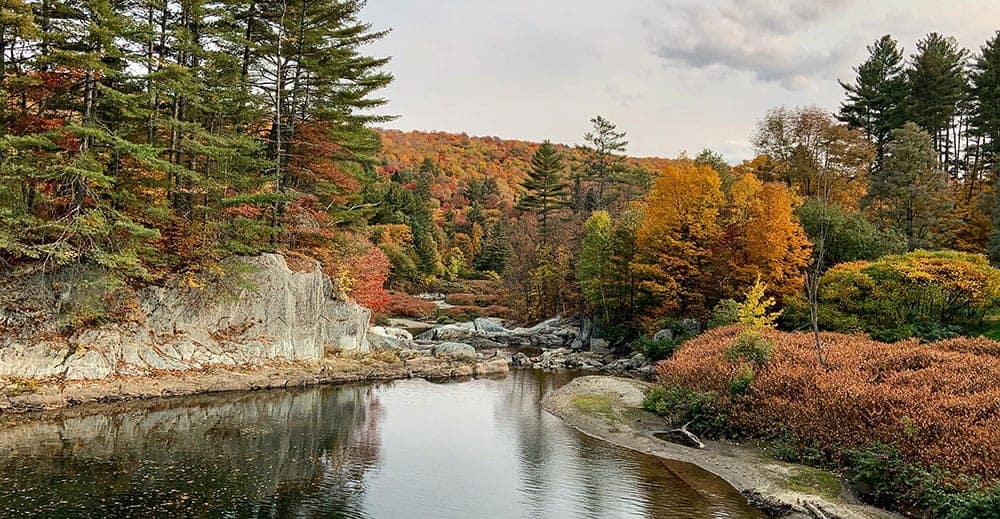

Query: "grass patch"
<box><xmin>572</xmin><ymin>394</ymin><xmax>619</xmax><ymax>423</ymax></box>
<box><xmin>784</xmin><ymin>467</ymin><xmax>842</xmax><ymax>499</ymax></box>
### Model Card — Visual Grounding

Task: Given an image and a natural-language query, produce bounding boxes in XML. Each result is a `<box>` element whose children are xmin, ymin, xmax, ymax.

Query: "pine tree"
<box><xmin>864</xmin><ymin>122</ymin><xmax>953</xmax><ymax>250</ymax></box>
<box><xmin>970</xmin><ymin>31</ymin><xmax>1000</xmax><ymax>176</ymax></box>
<box><xmin>838</xmin><ymin>35</ymin><xmax>907</xmax><ymax>170</ymax></box>
<box><xmin>574</xmin><ymin>115</ymin><xmax>635</xmax><ymax>212</ymax></box>
<box><xmin>516</xmin><ymin>140</ymin><xmax>569</xmax><ymax>240</ymax></box>
<box><xmin>474</xmin><ymin>220</ymin><xmax>509</xmax><ymax>273</ymax></box>
<box><xmin>906</xmin><ymin>33</ymin><xmax>969</xmax><ymax>172</ymax></box>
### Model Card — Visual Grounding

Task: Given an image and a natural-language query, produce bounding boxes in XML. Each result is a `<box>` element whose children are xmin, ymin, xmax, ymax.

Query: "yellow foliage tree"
<box><xmin>635</xmin><ymin>161</ymin><xmax>725</xmax><ymax>318</ymax></box>
<box><xmin>716</xmin><ymin>173</ymin><xmax>812</xmax><ymax>300</ymax></box>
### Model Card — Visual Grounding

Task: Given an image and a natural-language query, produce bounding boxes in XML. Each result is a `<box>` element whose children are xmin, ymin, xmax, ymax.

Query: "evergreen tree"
<box><xmin>970</xmin><ymin>31</ymin><xmax>1000</xmax><ymax>175</ymax></box>
<box><xmin>574</xmin><ymin>115</ymin><xmax>640</xmax><ymax>212</ymax></box>
<box><xmin>516</xmin><ymin>140</ymin><xmax>569</xmax><ymax>240</ymax></box>
<box><xmin>838</xmin><ymin>35</ymin><xmax>907</xmax><ymax>170</ymax></box>
<box><xmin>864</xmin><ymin>122</ymin><xmax>953</xmax><ymax>250</ymax></box>
<box><xmin>474</xmin><ymin>220</ymin><xmax>509</xmax><ymax>273</ymax></box>
<box><xmin>0</xmin><ymin>0</ymin><xmax>392</xmax><ymax>278</ymax></box>
<box><xmin>905</xmin><ymin>33</ymin><xmax>969</xmax><ymax>172</ymax></box>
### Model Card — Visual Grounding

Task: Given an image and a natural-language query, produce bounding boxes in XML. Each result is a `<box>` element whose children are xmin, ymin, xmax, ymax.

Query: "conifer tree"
<box><xmin>574</xmin><ymin>116</ymin><xmax>643</xmax><ymax>212</ymax></box>
<box><xmin>905</xmin><ymin>33</ymin><xmax>969</xmax><ymax>172</ymax></box>
<box><xmin>970</xmin><ymin>31</ymin><xmax>1000</xmax><ymax>176</ymax></box>
<box><xmin>838</xmin><ymin>35</ymin><xmax>907</xmax><ymax>170</ymax></box>
<box><xmin>474</xmin><ymin>220</ymin><xmax>509</xmax><ymax>273</ymax></box>
<box><xmin>516</xmin><ymin>140</ymin><xmax>569</xmax><ymax>241</ymax></box>
<box><xmin>864</xmin><ymin>123</ymin><xmax>953</xmax><ymax>250</ymax></box>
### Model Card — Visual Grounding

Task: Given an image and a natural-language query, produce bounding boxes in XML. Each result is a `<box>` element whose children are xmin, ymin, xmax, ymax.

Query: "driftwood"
<box><xmin>803</xmin><ymin>501</ymin><xmax>831</xmax><ymax>519</ymax></box>
<box><xmin>653</xmin><ymin>421</ymin><xmax>705</xmax><ymax>449</ymax></box>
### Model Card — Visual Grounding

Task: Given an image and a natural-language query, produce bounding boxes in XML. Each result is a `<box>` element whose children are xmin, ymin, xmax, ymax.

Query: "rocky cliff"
<box><xmin>0</xmin><ymin>254</ymin><xmax>371</xmax><ymax>380</ymax></box>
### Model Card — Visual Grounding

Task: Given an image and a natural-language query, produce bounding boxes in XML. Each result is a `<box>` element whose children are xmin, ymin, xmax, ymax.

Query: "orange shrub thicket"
<box><xmin>658</xmin><ymin>326</ymin><xmax>1000</xmax><ymax>482</ymax></box>
<box><xmin>384</xmin><ymin>291</ymin><xmax>436</xmax><ymax>319</ymax></box>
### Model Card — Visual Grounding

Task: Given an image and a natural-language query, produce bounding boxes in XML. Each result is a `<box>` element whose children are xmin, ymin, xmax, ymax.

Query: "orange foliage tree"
<box><xmin>635</xmin><ymin>160</ymin><xmax>724</xmax><ymax>319</ymax></box>
<box><xmin>635</xmin><ymin>161</ymin><xmax>811</xmax><ymax>322</ymax></box>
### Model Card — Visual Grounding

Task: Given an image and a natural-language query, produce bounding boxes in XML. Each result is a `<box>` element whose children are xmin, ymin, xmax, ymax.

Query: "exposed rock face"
<box><xmin>0</xmin><ymin>254</ymin><xmax>371</xmax><ymax>380</ymax></box>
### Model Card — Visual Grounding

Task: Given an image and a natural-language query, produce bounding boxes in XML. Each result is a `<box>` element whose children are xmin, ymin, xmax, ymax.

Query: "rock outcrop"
<box><xmin>0</xmin><ymin>254</ymin><xmax>371</xmax><ymax>380</ymax></box>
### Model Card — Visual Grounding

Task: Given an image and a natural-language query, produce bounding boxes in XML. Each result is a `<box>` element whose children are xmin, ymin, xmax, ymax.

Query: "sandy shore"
<box><xmin>541</xmin><ymin>376</ymin><xmax>900</xmax><ymax>519</ymax></box>
<box><xmin>0</xmin><ymin>354</ymin><xmax>509</xmax><ymax>415</ymax></box>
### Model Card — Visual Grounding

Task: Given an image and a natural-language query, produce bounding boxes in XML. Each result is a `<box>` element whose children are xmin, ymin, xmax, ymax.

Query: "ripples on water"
<box><xmin>0</xmin><ymin>370</ymin><xmax>763</xmax><ymax>518</ymax></box>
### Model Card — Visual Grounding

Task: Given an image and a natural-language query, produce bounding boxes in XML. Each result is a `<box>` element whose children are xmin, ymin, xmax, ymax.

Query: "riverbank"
<box><xmin>0</xmin><ymin>353</ymin><xmax>509</xmax><ymax>414</ymax></box>
<box><xmin>542</xmin><ymin>376</ymin><xmax>899</xmax><ymax>519</ymax></box>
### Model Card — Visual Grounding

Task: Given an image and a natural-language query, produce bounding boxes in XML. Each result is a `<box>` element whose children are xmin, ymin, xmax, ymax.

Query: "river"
<box><xmin>0</xmin><ymin>370</ymin><xmax>763</xmax><ymax>518</ymax></box>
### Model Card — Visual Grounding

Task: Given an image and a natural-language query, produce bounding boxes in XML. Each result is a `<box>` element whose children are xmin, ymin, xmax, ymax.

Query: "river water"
<box><xmin>0</xmin><ymin>370</ymin><xmax>763</xmax><ymax>518</ymax></box>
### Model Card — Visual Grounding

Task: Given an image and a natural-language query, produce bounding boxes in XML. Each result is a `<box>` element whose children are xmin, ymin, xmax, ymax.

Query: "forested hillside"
<box><xmin>0</xmin><ymin>0</ymin><xmax>396</xmax><ymax>313</ymax></box>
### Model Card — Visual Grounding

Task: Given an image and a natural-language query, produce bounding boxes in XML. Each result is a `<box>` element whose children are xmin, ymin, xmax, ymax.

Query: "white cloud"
<box><xmin>645</xmin><ymin>0</ymin><xmax>852</xmax><ymax>89</ymax></box>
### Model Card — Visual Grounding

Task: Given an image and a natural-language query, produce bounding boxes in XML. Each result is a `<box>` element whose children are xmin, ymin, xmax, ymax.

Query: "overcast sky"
<box><xmin>360</xmin><ymin>0</ymin><xmax>1000</xmax><ymax>162</ymax></box>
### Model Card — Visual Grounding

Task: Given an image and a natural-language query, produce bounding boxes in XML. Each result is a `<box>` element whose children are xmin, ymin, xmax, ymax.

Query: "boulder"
<box><xmin>417</xmin><ymin>322</ymin><xmax>476</xmax><ymax>342</ymax></box>
<box><xmin>589</xmin><ymin>338</ymin><xmax>610</xmax><ymax>353</ymax></box>
<box><xmin>473</xmin><ymin>318</ymin><xmax>509</xmax><ymax>334</ymax></box>
<box><xmin>652</xmin><ymin>328</ymin><xmax>674</xmax><ymax>342</ymax></box>
<box><xmin>676</xmin><ymin>318</ymin><xmax>701</xmax><ymax>337</ymax></box>
<box><xmin>367</xmin><ymin>333</ymin><xmax>404</xmax><ymax>351</ymax></box>
<box><xmin>369</xmin><ymin>326</ymin><xmax>415</xmax><ymax>351</ymax></box>
<box><xmin>432</xmin><ymin>342</ymin><xmax>477</xmax><ymax>360</ymax></box>
<box><xmin>371</xmin><ymin>326</ymin><xmax>413</xmax><ymax>342</ymax></box>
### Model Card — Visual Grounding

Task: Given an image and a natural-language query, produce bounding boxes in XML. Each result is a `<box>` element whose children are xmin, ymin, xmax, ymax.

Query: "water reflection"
<box><xmin>0</xmin><ymin>371</ymin><xmax>762</xmax><ymax>518</ymax></box>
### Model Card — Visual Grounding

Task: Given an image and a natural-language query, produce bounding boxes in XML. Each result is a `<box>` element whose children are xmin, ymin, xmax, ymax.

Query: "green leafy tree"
<box><xmin>795</xmin><ymin>199</ymin><xmax>907</xmax><ymax>269</ymax></box>
<box><xmin>578</xmin><ymin>208</ymin><xmax>642</xmax><ymax>334</ymax></box>
<box><xmin>695</xmin><ymin>148</ymin><xmax>733</xmax><ymax>190</ymax></box>
<box><xmin>864</xmin><ymin>122</ymin><xmax>953</xmax><ymax>250</ymax></box>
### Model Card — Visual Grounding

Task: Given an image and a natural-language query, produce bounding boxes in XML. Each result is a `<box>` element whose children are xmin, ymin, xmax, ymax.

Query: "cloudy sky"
<box><xmin>360</xmin><ymin>0</ymin><xmax>1000</xmax><ymax>162</ymax></box>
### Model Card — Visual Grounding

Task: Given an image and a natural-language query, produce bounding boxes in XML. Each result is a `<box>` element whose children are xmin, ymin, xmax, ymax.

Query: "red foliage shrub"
<box><xmin>444</xmin><ymin>293</ymin><xmax>477</xmax><ymax>306</ymax></box>
<box><xmin>346</xmin><ymin>247</ymin><xmax>391</xmax><ymax>314</ymax></box>
<box><xmin>658</xmin><ymin>326</ymin><xmax>1000</xmax><ymax>482</ymax></box>
<box><xmin>384</xmin><ymin>291</ymin><xmax>435</xmax><ymax>319</ymax></box>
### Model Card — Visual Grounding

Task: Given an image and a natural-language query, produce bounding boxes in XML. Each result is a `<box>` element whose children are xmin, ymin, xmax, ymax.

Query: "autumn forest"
<box><xmin>3</xmin><ymin>0</ymin><xmax>1000</xmax><ymax>516</ymax></box>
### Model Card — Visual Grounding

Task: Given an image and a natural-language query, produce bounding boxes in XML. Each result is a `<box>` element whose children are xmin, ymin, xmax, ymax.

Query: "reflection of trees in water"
<box><xmin>495</xmin><ymin>370</ymin><xmax>647</xmax><ymax>518</ymax></box>
<box><xmin>495</xmin><ymin>370</ymin><xmax>764</xmax><ymax>519</ymax></box>
<box><xmin>0</xmin><ymin>385</ymin><xmax>384</xmax><ymax>518</ymax></box>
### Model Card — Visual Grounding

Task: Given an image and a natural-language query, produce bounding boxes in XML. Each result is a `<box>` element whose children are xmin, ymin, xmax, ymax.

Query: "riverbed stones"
<box><xmin>368</xmin><ymin>326</ymin><xmax>415</xmax><ymax>351</ymax></box>
<box><xmin>473</xmin><ymin>318</ymin><xmax>509</xmax><ymax>334</ymax></box>
<box><xmin>416</xmin><ymin>322</ymin><xmax>476</xmax><ymax>341</ymax></box>
<box><xmin>432</xmin><ymin>342</ymin><xmax>477</xmax><ymax>360</ymax></box>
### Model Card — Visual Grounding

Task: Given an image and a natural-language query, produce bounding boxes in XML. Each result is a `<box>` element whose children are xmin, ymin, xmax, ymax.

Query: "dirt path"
<box><xmin>542</xmin><ymin>376</ymin><xmax>900</xmax><ymax>519</ymax></box>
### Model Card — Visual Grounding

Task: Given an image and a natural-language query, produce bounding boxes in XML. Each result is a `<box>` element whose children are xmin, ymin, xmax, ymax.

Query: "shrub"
<box><xmin>728</xmin><ymin>366</ymin><xmax>754</xmax><ymax>396</ymax></box>
<box><xmin>384</xmin><ymin>291</ymin><xmax>435</xmax><ymax>319</ymax></box>
<box><xmin>816</xmin><ymin>250</ymin><xmax>1000</xmax><ymax>341</ymax></box>
<box><xmin>657</xmin><ymin>326</ymin><xmax>1000</xmax><ymax>484</ymax></box>
<box><xmin>725</xmin><ymin>332</ymin><xmax>774</xmax><ymax>367</ymax></box>
<box><xmin>642</xmin><ymin>385</ymin><xmax>729</xmax><ymax>435</ymax></box>
<box><xmin>708</xmin><ymin>299</ymin><xmax>739</xmax><ymax>328</ymax></box>
<box><xmin>631</xmin><ymin>336</ymin><xmax>681</xmax><ymax>362</ymax></box>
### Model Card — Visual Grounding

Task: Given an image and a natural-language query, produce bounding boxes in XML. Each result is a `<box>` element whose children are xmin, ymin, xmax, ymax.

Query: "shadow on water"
<box><xmin>0</xmin><ymin>370</ymin><xmax>763</xmax><ymax>518</ymax></box>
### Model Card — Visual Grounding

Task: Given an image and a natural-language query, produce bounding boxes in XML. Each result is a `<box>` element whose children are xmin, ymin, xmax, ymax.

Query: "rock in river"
<box><xmin>432</xmin><ymin>342</ymin><xmax>477</xmax><ymax>360</ymax></box>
